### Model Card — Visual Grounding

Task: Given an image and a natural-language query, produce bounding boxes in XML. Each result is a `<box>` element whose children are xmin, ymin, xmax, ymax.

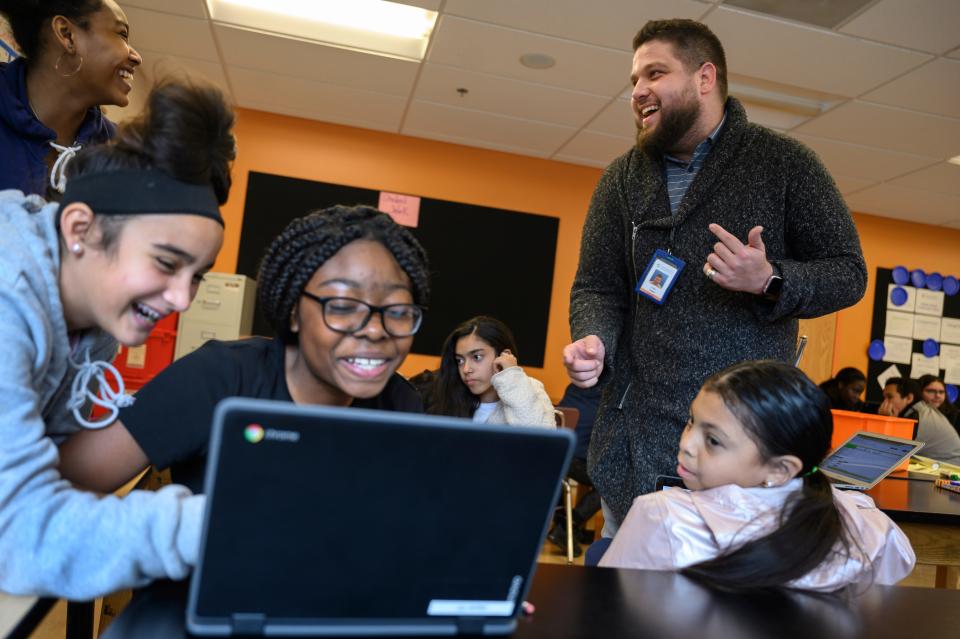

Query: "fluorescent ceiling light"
<box><xmin>729</xmin><ymin>82</ymin><xmax>827</xmax><ymax>117</ymax></box>
<box><xmin>949</xmin><ymin>155</ymin><xmax>960</xmax><ymax>167</ymax></box>
<box><xmin>207</xmin><ymin>0</ymin><xmax>437</xmax><ymax>61</ymax></box>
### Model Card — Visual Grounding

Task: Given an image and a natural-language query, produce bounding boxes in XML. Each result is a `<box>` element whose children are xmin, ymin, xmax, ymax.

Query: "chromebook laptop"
<box><xmin>186</xmin><ymin>398</ymin><xmax>574</xmax><ymax>637</ymax></box>
<box><xmin>820</xmin><ymin>431</ymin><xmax>924</xmax><ymax>491</ymax></box>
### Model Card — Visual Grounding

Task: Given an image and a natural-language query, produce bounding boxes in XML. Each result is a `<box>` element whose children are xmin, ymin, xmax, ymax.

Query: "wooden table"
<box><xmin>868</xmin><ymin>477</ymin><xmax>960</xmax><ymax>587</ymax></box>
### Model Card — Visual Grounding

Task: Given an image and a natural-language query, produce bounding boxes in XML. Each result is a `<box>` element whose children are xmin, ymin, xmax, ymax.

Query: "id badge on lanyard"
<box><xmin>636</xmin><ymin>248</ymin><xmax>686</xmax><ymax>305</ymax></box>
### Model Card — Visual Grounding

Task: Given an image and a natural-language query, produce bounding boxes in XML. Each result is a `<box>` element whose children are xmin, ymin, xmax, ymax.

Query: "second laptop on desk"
<box><xmin>187</xmin><ymin>398</ymin><xmax>574</xmax><ymax>637</ymax></box>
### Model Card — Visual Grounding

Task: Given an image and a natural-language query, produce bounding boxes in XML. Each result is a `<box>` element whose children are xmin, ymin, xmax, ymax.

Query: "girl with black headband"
<box><xmin>59</xmin><ymin>205</ymin><xmax>428</xmax><ymax>496</ymax></box>
<box><xmin>0</xmin><ymin>79</ymin><xmax>234</xmax><ymax>598</ymax></box>
<box><xmin>0</xmin><ymin>1</ymin><xmax>142</xmax><ymax>196</ymax></box>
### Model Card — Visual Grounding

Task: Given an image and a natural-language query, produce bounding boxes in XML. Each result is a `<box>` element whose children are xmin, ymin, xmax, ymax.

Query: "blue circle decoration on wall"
<box><xmin>944</xmin><ymin>276</ymin><xmax>960</xmax><ymax>297</ymax></box>
<box><xmin>948</xmin><ymin>384</ymin><xmax>959</xmax><ymax>405</ymax></box>
<box><xmin>890</xmin><ymin>286</ymin><xmax>908</xmax><ymax>306</ymax></box>
<box><xmin>868</xmin><ymin>339</ymin><xmax>886</xmax><ymax>361</ymax></box>
<box><xmin>892</xmin><ymin>266</ymin><xmax>909</xmax><ymax>285</ymax></box>
<box><xmin>910</xmin><ymin>269</ymin><xmax>926</xmax><ymax>288</ymax></box>
<box><xmin>926</xmin><ymin>272</ymin><xmax>943</xmax><ymax>291</ymax></box>
<box><xmin>923</xmin><ymin>339</ymin><xmax>939</xmax><ymax>358</ymax></box>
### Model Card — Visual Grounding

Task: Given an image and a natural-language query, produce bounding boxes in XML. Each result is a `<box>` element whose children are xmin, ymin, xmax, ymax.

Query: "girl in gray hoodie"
<box><xmin>0</xmin><ymin>79</ymin><xmax>234</xmax><ymax>599</ymax></box>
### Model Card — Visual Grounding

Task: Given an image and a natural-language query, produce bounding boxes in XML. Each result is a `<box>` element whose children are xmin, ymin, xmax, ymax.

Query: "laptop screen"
<box><xmin>820</xmin><ymin>433</ymin><xmax>917</xmax><ymax>483</ymax></box>
<box><xmin>189</xmin><ymin>400</ymin><xmax>573</xmax><ymax>635</ymax></box>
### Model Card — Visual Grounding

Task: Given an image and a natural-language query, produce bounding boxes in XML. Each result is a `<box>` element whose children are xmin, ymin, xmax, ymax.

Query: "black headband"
<box><xmin>58</xmin><ymin>169</ymin><xmax>224</xmax><ymax>227</ymax></box>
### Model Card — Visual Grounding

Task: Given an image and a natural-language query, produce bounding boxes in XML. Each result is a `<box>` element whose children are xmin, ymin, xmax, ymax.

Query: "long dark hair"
<box><xmin>0</xmin><ymin>0</ymin><xmax>102</xmax><ymax>63</ymax></box>
<box><xmin>257</xmin><ymin>205</ymin><xmax>430</xmax><ymax>345</ymax></box>
<box><xmin>429</xmin><ymin>316</ymin><xmax>518</xmax><ymax>418</ymax></box>
<box><xmin>680</xmin><ymin>360</ymin><xmax>848</xmax><ymax>591</ymax></box>
<box><xmin>917</xmin><ymin>374</ymin><xmax>958</xmax><ymax>419</ymax></box>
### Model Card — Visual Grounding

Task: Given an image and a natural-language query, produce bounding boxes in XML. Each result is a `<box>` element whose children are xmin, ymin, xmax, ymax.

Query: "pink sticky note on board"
<box><xmin>378</xmin><ymin>192</ymin><xmax>420</xmax><ymax>228</ymax></box>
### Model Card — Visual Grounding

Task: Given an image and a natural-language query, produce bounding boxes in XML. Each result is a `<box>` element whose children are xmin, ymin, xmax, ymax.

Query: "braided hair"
<box><xmin>257</xmin><ymin>205</ymin><xmax>430</xmax><ymax>344</ymax></box>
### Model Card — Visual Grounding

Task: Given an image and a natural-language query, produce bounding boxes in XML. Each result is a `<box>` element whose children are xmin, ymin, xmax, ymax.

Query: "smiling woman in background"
<box><xmin>0</xmin><ymin>0</ymin><xmax>141</xmax><ymax>196</ymax></box>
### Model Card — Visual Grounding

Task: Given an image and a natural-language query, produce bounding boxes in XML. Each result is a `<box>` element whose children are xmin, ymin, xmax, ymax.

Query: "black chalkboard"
<box><xmin>236</xmin><ymin>171</ymin><xmax>559</xmax><ymax>366</ymax></box>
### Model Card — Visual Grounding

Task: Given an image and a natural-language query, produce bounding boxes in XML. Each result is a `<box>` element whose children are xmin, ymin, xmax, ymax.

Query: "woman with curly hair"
<box><xmin>1</xmin><ymin>0</ymin><xmax>142</xmax><ymax>196</ymax></box>
<box><xmin>59</xmin><ymin>205</ymin><xmax>430</xmax><ymax>495</ymax></box>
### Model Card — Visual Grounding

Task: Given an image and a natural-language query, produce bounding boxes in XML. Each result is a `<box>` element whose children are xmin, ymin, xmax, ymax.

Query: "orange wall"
<box><xmin>833</xmin><ymin>213</ymin><xmax>960</xmax><ymax>378</ymax></box>
<box><xmin>215</xmin><ymin>108</ymin><xmax>603</xmax><ymax>402</ymax></box>
<box><xmin>217</xmin><ymin>107</ymin><xmax>959</xmax><ymax>400</ymax></box>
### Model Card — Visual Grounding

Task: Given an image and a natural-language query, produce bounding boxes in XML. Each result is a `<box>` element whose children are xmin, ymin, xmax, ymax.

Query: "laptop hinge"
<box><xmin>456</xmin><ymin>617</ymin><xmax>486</xmax><ymax>635</ymax></box>
<box><xmin>231</xmin><ymin>612</ymin><xmax>266</xmax><ymax>635</ymax></box>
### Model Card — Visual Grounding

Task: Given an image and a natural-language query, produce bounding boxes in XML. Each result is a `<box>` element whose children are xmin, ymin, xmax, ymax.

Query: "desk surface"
<box><xmin>868</xmin><ymin>477</ymin><xmax>960</xmax><ymax>525</ymax></box>
<box><xmin>102</xmin><ymin>564</ymin><xmax>960</xmax><ymax>639</ymax></box>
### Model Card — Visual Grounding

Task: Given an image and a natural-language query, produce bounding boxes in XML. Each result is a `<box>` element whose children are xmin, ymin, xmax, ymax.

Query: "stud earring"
<box><xmin>71</xmin><ymin>242</ymin><xmax>82</xmax><ymax>255</ymax></box>
<box><xmin>764</xmin><ymin>480</ymin><xmax>775</xmax><ymax>488</ymax></box>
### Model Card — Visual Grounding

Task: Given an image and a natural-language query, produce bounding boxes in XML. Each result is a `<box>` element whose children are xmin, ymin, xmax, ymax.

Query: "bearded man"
<box><xmin>563</xmin><ymin>19</ymin><xmax>866</xmax><ymax>536</ymax></box>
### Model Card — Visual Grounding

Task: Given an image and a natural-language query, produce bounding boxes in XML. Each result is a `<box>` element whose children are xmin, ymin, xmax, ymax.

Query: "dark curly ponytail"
<box><xmin>257</xmin><ymin>205</ymin><xmax>430</xmax><ymax>344</ymax></box>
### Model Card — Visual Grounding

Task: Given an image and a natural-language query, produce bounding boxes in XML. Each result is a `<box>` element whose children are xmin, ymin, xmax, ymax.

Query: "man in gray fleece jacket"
<box><xmin>564</xmin><ymin>19</ymin><xmax>866</xmax><ymax>531</ymax></box>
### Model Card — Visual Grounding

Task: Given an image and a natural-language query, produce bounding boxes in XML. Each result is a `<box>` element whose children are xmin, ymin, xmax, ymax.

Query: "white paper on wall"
<box><xmin>915</xmin><ymin>289</ymin><xmax>945</xmax><ymax>317</ymax></box>
<box><xmin>913</xmin><ymin>315</ymin><xmax>942</xmax><ymax>341</ymax></box>
<box><xmin>887</xmin><ymin>284</ymin><xmax>916</xmax><ymax>312</ymax></box>
<box><xmin>940</xmin><ymin>344</ymin><xmax>960</xmax><ymax>371</ymax></box>
<box><xmin>882</xmin><ymin>336</ymin><xmax>913</xmax><ymax>365</ymax></box>
<box><xmin>885</xmin><ymin>310</ymin><xmax>915</xmax><ymax>339</ymax></box>
<box><xmin>941</xmin><ymin>318</ymin><xmax>960</xmax><ymax>345</ymax></box>
<box><xmin>877</xmin><ymin>364</ymin><xmax>902</xmax><ymax>390</ymax></box>
<box><xmin>911</xmin><ymin>352</ymin><xmax>940</xmax><ymax>378</ymax></box>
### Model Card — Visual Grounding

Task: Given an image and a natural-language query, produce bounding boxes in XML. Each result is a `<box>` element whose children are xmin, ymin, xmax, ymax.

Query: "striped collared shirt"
<box><xmin>664</xmin><ymin>113</ymin><xmax>727</xmax><ymax>213</ymax></box>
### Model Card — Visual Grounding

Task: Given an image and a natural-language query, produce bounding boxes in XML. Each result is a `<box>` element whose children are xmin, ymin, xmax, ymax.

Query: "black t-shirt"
<box><xmin>120</xmin><ymin>337</ymin><xmax>423</xmax><ymax>492</ymax></box>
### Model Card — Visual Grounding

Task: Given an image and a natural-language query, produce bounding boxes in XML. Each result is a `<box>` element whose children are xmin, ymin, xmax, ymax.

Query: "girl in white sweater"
<box><xmin>430</xmin><ymin>316</ymin><xmax>555</xmax><ymax>428</ymax></box>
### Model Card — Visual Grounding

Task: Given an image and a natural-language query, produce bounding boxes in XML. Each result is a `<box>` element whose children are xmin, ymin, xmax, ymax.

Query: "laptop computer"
<box><xmin>186</xmin><ymin>398</ymin><xmax>575</xmax><ymax>637</ymax></box>
<box><xmin>820</xmin><ymin>431</ymin><xmax>924</xmax><ymax>491</ymax></box>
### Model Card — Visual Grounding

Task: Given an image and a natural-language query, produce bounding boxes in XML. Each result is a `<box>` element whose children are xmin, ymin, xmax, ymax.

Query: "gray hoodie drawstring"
<box><xmin>49</xmin><ymin>141</ymin><xmax>82</xmax><ymax>193</ymax></box>
<box><xmin>67</xmin><ymin>348</ymin><xmax>135</xmax><ymax>429</ymax></box>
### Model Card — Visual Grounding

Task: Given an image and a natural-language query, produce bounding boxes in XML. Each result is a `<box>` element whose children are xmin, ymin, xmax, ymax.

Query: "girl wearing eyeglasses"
<box><xmin>59</xmin><ymin>205</ymin><xmax>430</xmax><ymax>493</ymax></box>
<box><xmin>429</xmin><ymin>316</ymin><xmax>555</xmax><ymax>428</ymax></box>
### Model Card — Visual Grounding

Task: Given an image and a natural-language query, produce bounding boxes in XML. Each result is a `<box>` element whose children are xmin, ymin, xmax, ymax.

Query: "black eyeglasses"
<box><xmin>300</xmin><ymin>293</ymin><xmax>425</xmax><ymax>337</ymax></box>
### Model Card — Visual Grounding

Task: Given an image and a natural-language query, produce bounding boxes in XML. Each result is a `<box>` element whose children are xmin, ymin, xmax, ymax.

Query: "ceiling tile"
<box><xmin>705</xmin><ymin>7</ymin><xmax>932</xmax><ymax>97</ymax></box>
<box><xmin>790</xmin><ymin>133</ymin><xmax>940</xmax><ymax>182</ymax></box>
<box><xmin>394</xmin><ymin>0</ymin><xmax>442</xmax><ymax>9</ymax></box>
<box><xmin>136</xmin><ymin>47</ymin><xmax>230</xmax><ymax>93</ymax></box>
<box><xmin>861</xmin><ymin>58</ymin><xmax>960</xmax><ymax>120</ymax></box>
<box><xmin>793</xmin><ymin>102</ymin><xmax>960</xmax><ymax>159</ymax></box>
<box><xmin>831</xmin><ymin>174</ymin><xmax>875</xmax><ymax>195</ymax></box>
<box><xmin>213</xmin><ymin>25</ymin><xmax>419</xmax><ymax>96</ymax></box>
<box><xmin>839</xmin><ymin>0</ymin><xmax>960</xmax><ymax>55</ymax></box>
<box><xmin>585</xmin><ymin>98</ymin><xmax>634</xmax><ymax>138</ymax></box>
<box><xmin>887</xmin><ymin>163</ymin><xmax>960</xmax><ymax>197</ymax></box>
<box><xmin>443</xmin><ymin>0</ymin><xmax>706</xmax><ymax>50</ymax></box>
<box><xmin>738</xmin><ymin>101</ymin><xmax>812</xmax><ymax>130</ymax></box>
<box><xmin>120</xmin><ymin>0</ymin><xmax>207</xmax><ymax>19</ymax></box>
<box><xmin>554</xmin><ymin>130</ymin><xmax>632</xmax><ymax>167</ymax></box>
<box><xmin>403</xmin><ymin>101</ymin><xmax>577</xmax><ymax>156</ymax></box>
<box><xmin>723</xmin><ymin>0</ymin><xmax>874</xmax><ymax>28</ymax></box>
<box><xmin>413</xmin><ymin>64</ymin><xmax>609</xmax><ymax>127</ymax></box>
<box><xmin>229</xmin><ymin>68</ymin><xmax>405</xmax><ymax>132</ymax></box>
<box><xmin>427</xmin><ymin>16</ymin><xmax>632</xmax><ymax>96</ymax></box>
<box><xmin>844</xmin><ymin>184</ymin><xmax>960</xmax><ymax>225</ymax></box>
<box><xmin>124</xmin><ymin>6</ymin><xmax>219</xmax><ymax>61</ymax></box>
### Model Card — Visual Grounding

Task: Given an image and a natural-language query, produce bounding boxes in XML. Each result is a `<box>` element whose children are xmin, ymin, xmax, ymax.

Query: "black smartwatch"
<box><xmin>762</xmin><ymin>264</ymin><xmax>783</xmax><ymax>301</ymax></box>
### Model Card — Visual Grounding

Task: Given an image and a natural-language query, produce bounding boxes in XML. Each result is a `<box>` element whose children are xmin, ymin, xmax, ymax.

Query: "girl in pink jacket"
<box><xmin>601</xmin><ymin>360</ymin><xmax>915</xmax><ymax>592</ymax></box>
